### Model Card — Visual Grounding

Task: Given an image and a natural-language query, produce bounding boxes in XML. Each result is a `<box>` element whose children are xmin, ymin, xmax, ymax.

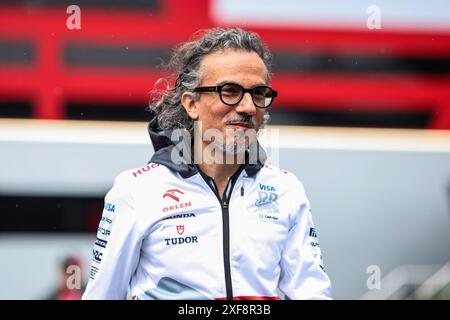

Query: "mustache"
<box><xmin>224</xmin><ymin>115</ymin><xmax>255</xmax><ymax>128</ymax></box>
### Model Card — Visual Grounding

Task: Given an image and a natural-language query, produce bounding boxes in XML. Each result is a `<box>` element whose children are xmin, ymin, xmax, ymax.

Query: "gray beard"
<box><xmin>213</xmin><ymin>138</ymin><xmax>246</xmax><ymax>156</ymax></box>
<box><xmin>214</xmin><ymin>130</ymin><xmax>251</xmax><ymax>155</ymax></box>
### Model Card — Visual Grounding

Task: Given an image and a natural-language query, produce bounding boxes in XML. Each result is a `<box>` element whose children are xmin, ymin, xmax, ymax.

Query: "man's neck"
<box><xmin>197</xmin><ymin>158</ymin><xmax>242</xmax><ymax>199</ymax></box>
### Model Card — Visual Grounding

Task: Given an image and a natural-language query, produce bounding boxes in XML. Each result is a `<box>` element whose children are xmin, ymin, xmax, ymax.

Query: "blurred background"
<box><xmin>0</xmin><ymin>0</ymin><xmax>449</xmax><ymax>299</ymax></box>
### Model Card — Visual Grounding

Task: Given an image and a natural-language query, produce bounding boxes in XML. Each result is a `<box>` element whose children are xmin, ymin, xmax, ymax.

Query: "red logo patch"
<box><xmin>163</xmin><ymin>189</ymin><xmax>185</xmax><ymax>202</ymax></box>
<box><xmin>176</xmin><ymin>225</ymin><xmax>185</xmax><ymax>235</ymax></box>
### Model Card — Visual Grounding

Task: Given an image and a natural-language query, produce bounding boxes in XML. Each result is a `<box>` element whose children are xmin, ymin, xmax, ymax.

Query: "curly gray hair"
<box><xmin>148</xmin><ymin>27</ymin><xmax>273</xmax><ymax>134</ymax></box>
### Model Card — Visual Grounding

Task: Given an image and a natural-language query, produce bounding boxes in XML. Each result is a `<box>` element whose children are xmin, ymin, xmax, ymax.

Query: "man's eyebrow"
<box><xmin>216</xmin><ymin>80</ymin><xmax>235</xmax><ymax>86</ymax></box>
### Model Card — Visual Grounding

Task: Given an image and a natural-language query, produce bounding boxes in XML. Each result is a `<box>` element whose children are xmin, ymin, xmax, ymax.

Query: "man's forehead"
<box><xmin>200</xmin><ymin>49</ymin><xmax>267</xmax><ymax>83</ymax></box>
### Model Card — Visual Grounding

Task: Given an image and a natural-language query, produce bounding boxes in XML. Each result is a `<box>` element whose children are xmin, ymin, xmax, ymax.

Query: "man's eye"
<box><xmin>222</xmin><ymin>89</ymin><xmax>239</xmax><ymax>96</ymax></box>
<box><xmin>253</xmin><ymin>88</ymin><xmax>266</xmax><ymax>98</ymax></box>
<box><xmin>222</xmin><ymin>85</ymin><xmax>241</xmax><ymax>96</ymax></box>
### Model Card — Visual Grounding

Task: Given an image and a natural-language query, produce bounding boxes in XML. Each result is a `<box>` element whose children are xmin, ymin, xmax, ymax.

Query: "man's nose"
<box><xmin>235</xmin><ymin>92</ymin><xmax>257</xmax><ymax>115</ymax></box>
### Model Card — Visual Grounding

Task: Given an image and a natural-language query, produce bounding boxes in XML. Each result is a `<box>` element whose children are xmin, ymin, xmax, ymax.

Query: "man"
<box><xmin>82</xmin><ymin>27</ymin><xmax>332</xmax><ymax>300</ymax></box>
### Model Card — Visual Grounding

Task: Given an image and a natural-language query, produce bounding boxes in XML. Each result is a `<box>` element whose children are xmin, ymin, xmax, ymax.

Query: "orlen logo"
<box><xmin>132</xmin><ymin>163</ymin><xmax>160</xmax><ymax>178</ymax></box>
<box><xmin>163</xmin><ymin>189</ymin><xmax>184</xmax><ymax>202</ymax></box>
<box><xmin>163</xmin><ymin>201</ymin><xmax>192</xmax><ymax>213</ymax></box>
<box><xmin>162</xmin><ymin>189</ymin><xmax>192</xmax><ymax>213</ymax></box>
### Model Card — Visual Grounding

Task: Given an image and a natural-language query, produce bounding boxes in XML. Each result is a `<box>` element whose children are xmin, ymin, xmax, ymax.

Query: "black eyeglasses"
<box><xmin>193</xmin><ymin>83</ymin><xmax>278</xmax><ymax>109</ymax></box>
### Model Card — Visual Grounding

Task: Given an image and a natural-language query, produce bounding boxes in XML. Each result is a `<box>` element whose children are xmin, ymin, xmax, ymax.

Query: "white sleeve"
<box><xmin>82</xmin><ymin>173</ymin><xmax>143</xmax><ymax>300</ymax></box>
<box><xmin>278</xmin><ymin>184</ymin><xmax>332</xmax><ymax>300</ymax></box>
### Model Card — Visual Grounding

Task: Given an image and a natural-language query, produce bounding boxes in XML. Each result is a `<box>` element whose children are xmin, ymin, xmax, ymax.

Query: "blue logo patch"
<box><xmin>104</xmin><ymin>203</ymin><xmax>115</xmax><ymax>213</ymax></box>
<box><xmin>255</xmin><ymin>191</ymin><xmax>278</xmax><ymax>209</ymax></box>
<box><xmin>259</xmin><ymin>184</ymin><xmax>276</xmax><ymax>192</ymax></box>
<box><xmin>255</xmin><ymin>186</ymin><xmax>279</xmax><ymax>220</ymax></box>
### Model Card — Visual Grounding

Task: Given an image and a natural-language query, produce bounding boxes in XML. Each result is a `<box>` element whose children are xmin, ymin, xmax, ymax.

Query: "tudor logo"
<box><xmin>176</xmin><ymin>225</ymin><xmax>185</xmax><ymax>235</ymax></box>
<box><xmin>163</xmin><ymin>189</ymin><xmax>185</xmax><ymax>202</ymax></box>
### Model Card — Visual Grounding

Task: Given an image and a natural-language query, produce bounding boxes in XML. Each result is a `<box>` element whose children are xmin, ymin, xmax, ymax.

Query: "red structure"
<box><xmin>1</xmin><ymin>0</ymin><xmax>449</xmax><ymax>128</ymax></box>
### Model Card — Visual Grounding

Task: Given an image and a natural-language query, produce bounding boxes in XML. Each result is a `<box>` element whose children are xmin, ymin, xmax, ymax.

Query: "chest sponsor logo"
<box><xmin>164</xmin><ymin>236</ymin><xmax>199</xmax><ymax>246</ymax></box>
<box><xmin>163</xmin><ymin>189</ymin><xmax>184</xmax><ymax>202</ymax></box>
<box><xmin>162</xmin><ymin>213</ymin><xmax>196</xmax><ymax>221</ymax></box>
<box><xmin>163</xmin><ymin>201</ymin><xmax>192</xmax><ymax>213</ymax></box>
<box><xmin>162</xmin><ymin>189</ymin><xmax>192</xmax><ymax>213</ymax></box>
<box><xmin>255</xmin><ymin>184</ymin><xmax>279</xmax><ymax>221</ymax></box>
<box><xmin>256</xmin><ymin>187</ymin><xmax>278</xmax><ymax>210</ymax></box>
<box><xmin>176</xmin><ymin>225</ymin><xmax>185</xmax><ymax>235</ymax></box>
<box><xmin>259</xmin><ymin>184</ymin><xmax>276</xmax><ymax>192</ymax></box>
<box><xmin>164</xmin><ymin>225</ymin><xmax>198</xmax><ymax>246</ymax></box>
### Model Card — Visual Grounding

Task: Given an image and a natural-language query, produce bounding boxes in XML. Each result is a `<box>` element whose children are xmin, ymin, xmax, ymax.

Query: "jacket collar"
<box><xmin>147</xmin><ymin>111</ymin><xmax>266</xmax><ymax>179</ymax></box>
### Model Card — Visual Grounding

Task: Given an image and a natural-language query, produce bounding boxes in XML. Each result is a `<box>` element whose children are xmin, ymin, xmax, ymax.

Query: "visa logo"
<box><xmin>104</xmin><ymin>203</ymin><xmax>115</xmax><ymax>213</ymax></box>
<box><xmin>259</xmin><ymin>184</ymin><xmax>276</xmax><ymax>192</ymax></box>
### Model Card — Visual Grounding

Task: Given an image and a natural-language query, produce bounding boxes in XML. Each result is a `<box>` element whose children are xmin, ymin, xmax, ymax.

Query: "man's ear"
<box><xmin>181</xmin><ymin>92</ymin><xmax>199</xmax><ymax>120</ymax></box>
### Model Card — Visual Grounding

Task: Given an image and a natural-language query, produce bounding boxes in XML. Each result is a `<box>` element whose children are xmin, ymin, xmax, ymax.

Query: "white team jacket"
<box><xmin>82</xmin><ymin>120</ymin><xmax>332</xmax><ymax>300</ymax></box>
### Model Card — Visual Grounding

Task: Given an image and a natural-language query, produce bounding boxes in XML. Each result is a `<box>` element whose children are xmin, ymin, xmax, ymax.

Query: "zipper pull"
<box><xmin>241</xmin><ymin>186</ymin><xmax>244</xmax><ymax>196</ymax></box>
<box><xmin>222</xmin><ymin>201</ymin><xmax>228</xmax><ymax>209</ymax></box>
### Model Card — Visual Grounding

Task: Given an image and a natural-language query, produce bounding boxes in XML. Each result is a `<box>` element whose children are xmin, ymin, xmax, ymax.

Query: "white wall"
<box><xmin>0</xmin><ymin>234</ymin><xmax>94</xmax><ymax>300</ymax></box>
<box><xmin>1</xmin><ymin>120</ymin><xmax>449</xmax><ymax>299</ymax></box>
